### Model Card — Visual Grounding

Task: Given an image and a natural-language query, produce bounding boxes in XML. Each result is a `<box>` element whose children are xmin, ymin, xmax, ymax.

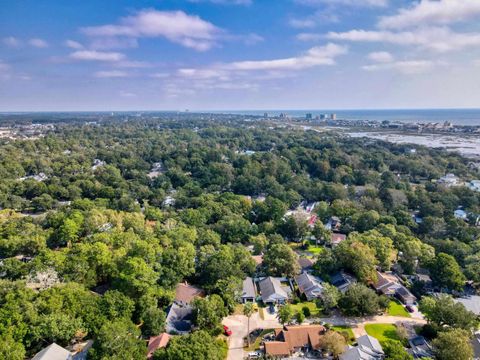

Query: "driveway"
<box><xmin>223</xmin><ymin>312</ymin><xmax>426</xmax><ymax>360</ymax></box>
<box><xmin>223</xmin><ymin>311</ymin><xmax>281</xmax><ymax>360</ymax></box>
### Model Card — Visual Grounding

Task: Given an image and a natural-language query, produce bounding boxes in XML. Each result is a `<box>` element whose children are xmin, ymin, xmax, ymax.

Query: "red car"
<box><xmin>223</xmin><ymin>325</ymin><xmax>232</xmax><ymax>336</ymax></box>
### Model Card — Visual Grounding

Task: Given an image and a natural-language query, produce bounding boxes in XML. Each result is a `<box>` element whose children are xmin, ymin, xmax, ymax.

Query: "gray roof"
<box><xmin>165</xmin><ymin>303</ymin><xmax>193</xmax><ymax>333</ymax></box>
<box><xmin>454</xmin><ymin>295</ymin><xmax>480</xmax><ymax>315</ymax></box>
<box><xmin>241</xmin><ymin>277</ymin><xmax>256</xmax><ymax>299</ymax></box>
<box><xmin>340</xmin><ymin>335</ymin><xmax>384</xmax><ymax>360</ymax></box>
<box><xmin>259</xmin><ymin>277</ymin><xmax>288</xmax><ymax>303</ymax></box>
<box><xmin>32</xmin><ymin>343</ymin><xmax>72</xmax><ymax>360</ymax></box>
<box><xmin>357</xmin><ymin>335</ymin><xmax>384</xmax><ymax>354</ymax></box>
<box><xmin>295</xmin><ymin>273</ymin><xmax>324</xmax><ymax>300</ymax></box>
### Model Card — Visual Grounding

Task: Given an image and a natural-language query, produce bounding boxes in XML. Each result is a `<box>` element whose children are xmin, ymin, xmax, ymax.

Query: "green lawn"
<box><xmin>307</xmin><ymin>245</ymin><xmax>324</xmax><ymax>255</ymax></box>
<box><xmin>364</xmin><ymin>324</ymin><xmax>400</xmax><ymax>343</ymax></box>
<box><xmin>331</xmin><ymin>325</ymin><xmax>355</xmax><ymax>344</ymax></box>
<box><xmin>387</xmin><ymin>300</ymin><xmax>411</xmax><ymax>317</ymax></box>
<box><xmin>290</xmin><ymin>301</ymin><xmax>320</xmax><ymax>317</ymax></box>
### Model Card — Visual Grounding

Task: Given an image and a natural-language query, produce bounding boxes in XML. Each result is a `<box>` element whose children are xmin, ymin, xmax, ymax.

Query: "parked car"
<box><xmin>223</xmin><ymin>325</ymin><xmax>232</xmax><ymax>336</ymax></box>
<box><xmin>247</xmin><ymin>351</ymin><xmax>262</xmax><ymax>359</ymax></box>
<box><xmin>406</xmin><ymin>305</ymin><xmax>415</xmax><ymax>313</ymax></box>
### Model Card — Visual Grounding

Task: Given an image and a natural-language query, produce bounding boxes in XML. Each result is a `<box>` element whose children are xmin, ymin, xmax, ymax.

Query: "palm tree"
<box><xmin>243</xmin><ymin>302</ymin><xmax>256</xmax><ymax>347</ymax></box>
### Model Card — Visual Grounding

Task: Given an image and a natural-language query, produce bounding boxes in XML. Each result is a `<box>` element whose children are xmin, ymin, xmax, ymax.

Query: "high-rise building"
<box><xmin>330</xmin><ymin>113</ymin><xmax>337</xmax><ymax>120</ymax></box>
<box><xmin>306</xmin><ymin>113</ymin><xmax>312</xmax><ymax>120</ymax></box>
<box><xmin>264</xmin><ymin>112</ymin><xmax>268</xmax><ymax>118</ymax></box>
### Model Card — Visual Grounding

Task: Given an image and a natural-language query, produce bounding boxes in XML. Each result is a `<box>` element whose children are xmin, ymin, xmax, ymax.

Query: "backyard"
<box><xmin>331</xmin><ymin>325</ymin><xmax>355</xmax><ymax>344</ymax></box>
<box><xmin>290</xmin><ymin>301</ymin><xmax>321</xmax><ymax>317</ymax></box>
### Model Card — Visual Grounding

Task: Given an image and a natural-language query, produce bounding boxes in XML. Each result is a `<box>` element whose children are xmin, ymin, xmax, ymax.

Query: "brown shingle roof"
<box><xmin>147</xmin><ymin>333</ymin><xmax>170</xmax><ymax>358</ymax></box>
<box><xmin>265</xmin><ymin>325</ymin><xmax>326</xmax><ymax>356</ymax></box>
<box><xmin>174</xmin><ymin>282</ymin><xmax>205</xmax><ymax>305</ymax></box>
<box><xmin>265</xmin><ymin>341</ymin><xmax>291</xmax><ymax>356</ymax></box>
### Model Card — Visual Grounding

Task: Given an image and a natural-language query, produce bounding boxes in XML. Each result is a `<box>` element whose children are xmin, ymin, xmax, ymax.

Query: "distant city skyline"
<box><xmin>1</xmin><ymin>0</ymin><xmax>480</xmax><ymax>111</ymax></box>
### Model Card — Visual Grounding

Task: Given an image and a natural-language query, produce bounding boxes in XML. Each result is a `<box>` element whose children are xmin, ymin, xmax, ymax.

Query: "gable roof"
<box><xmin>241</xmin><ymin>277</ymin><xmax>256</xmax><ymax>299</ymax></box>
<box><xmin>147</xmin><ymin>333</ymin><xmax>170</xmax><ymax>358</ymax></box>
<box><xmin>295</xmin><ymin>273</ymin><xmax>324</xmax><ymax>300</ymax></box>
<box><xmin>298</xmin><ymin>257</ymin><xmax>314</xmax><ymax>271</ymax></box>
<box><xmin>259</xmin><ymin>277</ymin><xmax>288</xmax><ymax>302</ymax></box>
<box><xmin>32</xmin><ymin>343</ymin><xmax>72</xmax><ymax>360</ymax></box>
<box><xmin>174</xmin><ymin>282</ymin><xmax>204</xmax><ymax>305</ymax></box>
<box><xmin>265</xmin><ymin>325</ymin><xmax>326</xmax><ymax>356</ymax></box>
<box><xmin>357</xmin><ymin>335</ymin><xmax>384</xmax><ymax>354</ymax></box>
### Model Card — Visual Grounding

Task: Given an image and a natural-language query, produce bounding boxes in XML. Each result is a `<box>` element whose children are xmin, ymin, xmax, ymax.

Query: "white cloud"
<box><xmin>289</xmin><ymin>18</ymin><xmax>318</xmax><ymax>29</ymax></box>
<box><xmin>3</xmin><ymin>36</ymin><xmax>21</xmax><ymax>48</ymax></box>
<box><xmin>70</xmin><ymin>50</ymin><xmax>125</xmax><ymax>62</ymax></box>
<box><xmin>326</xmin><ymin>27</ymin><xmax>480</xmax><ymax>52</ymax></box>
<box><xmin>65</xmin><ymin>40</ymin><xmax>84</xmax><ymax>49</ymax></box>
<box><xmin>363</xmin><ymin>60</ymin><xmax>436</xmax><ymax>74</ymax></box>
<box><xmin>474</xmin><ymin>59</ymin><xmax>480</xmax><ymax>67</ymax></box>
<box><xmin>94</xmin><ymin>70</ymin><xmax>128</xmax><ymax>78</ymax></box>
<box><xmin>114</xmin><ymin>60</ymin><xmax>152</xmax><ymax>68</ymax></box>
<box><xmin>379</xmin><ymin>0</ymin><xmax>480</xmax><ymax>29</ymax></box>
<box><xmin>367</xmin><ymin>51</ymin><xmax>394</xmax><ymax>63</ymax></box>
<box><xmin>296</xmin><ymin>0</ymin><xmax>388</xmax><ymax>7</ymax></box>
<box><xmin>89</xmin><ymin>37</ymin><xmax>138</xmax><ymax>50</ymax></box>
<box><xmin>82</xmin><ymin>9</ymin><xmax>221</xmax><ymax>51</ymax></box>
<box><xmin>29</xmin><ymin>38</ymin><xmax>49</xmax><ymax>48</ymax></box>
<box><xmin>226</xmin><ymin>43</ymin><xmax>347</xmax><ymax>71</ymax></box>
<box><xmin>296</xmin><ymin>33</ymin><xmax>323</xmax><ymax>41</ymax></box>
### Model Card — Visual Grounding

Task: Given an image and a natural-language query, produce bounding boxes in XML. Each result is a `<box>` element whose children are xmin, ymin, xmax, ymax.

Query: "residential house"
<box><xmin>325</xmin><ymin>216</ymin><xmax>341</xmax><ymax>231</ymax></box>
<box><xmin>147</xmin><ymin>333</ymin><xmax>170</xmax><ymax>359</ymax></box>
<box><xmin>264</xmin><ymin>325</ymin><xmax>326</xmax><ymax>358</ymax></box>
<box><xmin>241</xmin><ymin>277</ymin><xmax>256</xmax><ymax>303</ymax></box>
<box><xmin>295</xmin><ymin>273</ymin><xmax>324</xmax><ymax>301</ymax></box>
<box><xmin>165</xmin><ymin>303</ymin><xmax>194</xmax><ymax>334</ymax></box>
<box><xmin>373</xmin><ymin>272</ymin><xmax>416</xmax><ymax>305</ymax></box>
<box><xmin>437</xmin><ymin>173</ymin><xmax>461</xmax><ymax>187</ymax></box>
<box><xmin>454</xmin><ymin>295</ymin><xmax>480</xmax><ymax>316</ymax></box>
<box><xmin>32</xmin><ymin>343</ymin><xmax>73</xmax><ymax>360</ymax></box>
<box><xmin>259</xmin><ymin>277</ymin><xmax>290</xmax><ymax>304</ymax></box>
<box><xmin>468</xmin><ymin>180</ymin><xmax>480</xmax><ymax>192</ymax></box>
<box><xmin>331</xmin><ymin>233</ymin><xmax>347</xmax><ymax>247</ymax></box>
<box><xmin>408</xmin><ymin>336</ymin><xmax>433</xmax><ymax>359</ymax></box>
<box><xmin>340</xmin><ymin>335</ymin><xmax>384</xmax><ymax>360</ymax></box>
<box><xmin>298</xmin><ymin>257</ymin><xmax>314</xmax><ymax>273</ymax></box>
<box><xmin>174</xmin><ymin>282</ymin><xmax>205</xmax><ymax>307</ymax></box>
<box><xmin>454</xmin><ymin>209</ymin><xmax>468</xmax><ymax>220</ymax></box>
<box><xmin>330</xmin><ymin>272</ymin><xmax>355</xmax><ymax>293</ymax></box>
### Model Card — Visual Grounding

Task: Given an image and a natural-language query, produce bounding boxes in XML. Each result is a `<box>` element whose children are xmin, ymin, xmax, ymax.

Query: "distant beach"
<box><xmin>346</xmin><ymin>131</ymin><xmax>480</xmax><ymax>158</ymax></box>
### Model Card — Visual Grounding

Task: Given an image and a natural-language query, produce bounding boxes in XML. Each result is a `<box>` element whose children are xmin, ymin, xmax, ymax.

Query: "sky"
<box><xmin>1</xmin><ymin>0</ymin><xmax>480</xmax><ymax>111</ymax></box>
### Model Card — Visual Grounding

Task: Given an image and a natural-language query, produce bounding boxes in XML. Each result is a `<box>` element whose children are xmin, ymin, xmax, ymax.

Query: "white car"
<box><xmin>247</xmin><ymin>351</ymin><xmax>262</xmax><ymax>359</ymax></box>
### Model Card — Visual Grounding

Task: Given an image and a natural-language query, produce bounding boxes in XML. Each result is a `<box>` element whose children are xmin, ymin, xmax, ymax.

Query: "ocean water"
<box><xmin>219</xmin><ymin>109</ymin><xmax>480</xmax><ymax>126</ymax></box>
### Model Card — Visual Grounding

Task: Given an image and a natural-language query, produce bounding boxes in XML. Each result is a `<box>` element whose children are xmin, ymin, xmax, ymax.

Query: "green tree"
<box><xmin>338</xmin><ymin>284</ymin><xmax>381</xmax><ymax>317</ymax></box>
<box><xmin>383</xmin><ymin>340</ymin><xmax>413</xmax><ymax>360</ymax></box>
<box><xmin>89</xmin><ymin>319</ymin><xmax>146</xmax><ymax>360</ymax></box>
<box><xmin>320</xmin><ymin>283</ymin><xmax>341</xmax><ymax>314</ymax></box>
<box><xmin>319</xmin><ymin>331</ymin><xmax>346</xmax><ymax>358</ymax></box>
<box><xmin>192</xmin><ymin>295</ymin><xmax>228</xmax><ymax>331</ymax></box>
<box><xmin>243</xmin><ymin>302</ymin><xmax>256</xmax><ymax>347</ymax></box>
<box><xmin>278</xmin><ymin>304</ymin><xmax>294</xmax><ymax>325</ymax></box>
<box><xmin>295</xmin><ymin>311</ymin><xmax>305</xmax><ymax>324</ymax></box>
<box><xmin>263</xmin><ymin>243</ymin><xmax>299</xmax><ymax>277</ymax></box>
<box><xmin>0</xmin><ymin>335</ymin><xmax>26</xmax><ymax>360</ymax></box>
<box><xmin>335</xmin><ymin>241</ymin><xmax>378</xmax><ymax>283</ymax></box>
<box><xmin>432</xmin><ymin>329</ymin><xmax>473</xmax><ymax>360</ymax></box>
<box><xmin>153</xmin><ymin>330</ymin><xmax>227</xmax><ymax>360</ymax></box>
<box><xmin>419</xmin><ymin>295</ymin><xmax>478</xmax><ymax>331</ymax></box>
<box><xmin>429</xmin><ymin>253</ymin><xmax>465</xmax><ymax>291</ymax></box>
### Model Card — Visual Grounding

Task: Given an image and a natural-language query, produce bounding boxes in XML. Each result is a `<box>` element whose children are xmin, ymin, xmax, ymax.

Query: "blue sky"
<box><xmin>1</xmin><ymin>0</ymin><xmax>480</xmax><ymax>111</ymax></box>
